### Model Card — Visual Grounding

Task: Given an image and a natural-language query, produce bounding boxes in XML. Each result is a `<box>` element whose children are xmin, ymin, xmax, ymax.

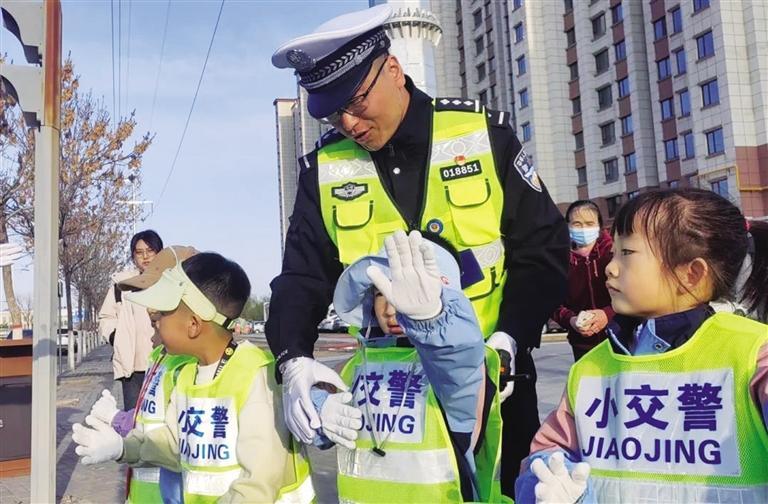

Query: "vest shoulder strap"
<box><xmin>315</xmin><ymin>128</ymin><xmax>345</xmax><ymax>150</ymax></box>
<box><xmin>114</xmin><ymin>284</ymin><xmax>122</xmax><ymax>303</ymax></box>
<box><xmin>434</xmin><ymin>97</ymin><xmax>482</xmax><ymax>113</ymax></box>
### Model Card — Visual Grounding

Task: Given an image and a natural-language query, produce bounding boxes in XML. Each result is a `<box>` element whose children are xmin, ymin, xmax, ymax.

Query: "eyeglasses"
<box><xmin>320</xmin><ymin>59</ymin><xmax>388</xmax><ymax>125</ymax></box>
<box><xmin>134</xmin><ymin>248</ymin><xmax>157</xmax><ymax>259</ymax></box>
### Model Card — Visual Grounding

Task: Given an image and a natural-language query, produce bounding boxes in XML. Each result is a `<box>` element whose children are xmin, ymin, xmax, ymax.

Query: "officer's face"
<box><xmin>332</xmin><ymin>55</ymin><xmax>409</xmax><ymax>151</ymax></box>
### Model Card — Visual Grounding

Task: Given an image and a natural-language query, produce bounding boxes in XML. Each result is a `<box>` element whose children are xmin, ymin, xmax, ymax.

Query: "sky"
<box><xmin>1</xmin><ymin>0</ymin><xmax>368</xmax><ymax>303</ymax></box>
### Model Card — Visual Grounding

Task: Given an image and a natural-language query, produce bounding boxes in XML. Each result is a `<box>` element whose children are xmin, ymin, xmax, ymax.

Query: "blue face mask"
<box><xmin>569</xmin><ymin>226</ymin><xmax>600</xmax><ymax>247</ymax></box>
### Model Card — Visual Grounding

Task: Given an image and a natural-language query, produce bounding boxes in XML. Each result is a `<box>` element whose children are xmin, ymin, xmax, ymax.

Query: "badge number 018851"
<box><xmin>440</xmin><ymin>160</ymin><xmax>482</xmax><ymax>182</ymax></box>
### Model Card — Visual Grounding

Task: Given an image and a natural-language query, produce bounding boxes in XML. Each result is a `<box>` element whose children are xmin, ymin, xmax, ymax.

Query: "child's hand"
<box><xmin>71</xmin><ymin>415</ymin><xmax>123</xmax><ymax>465</ymax></box>
<box><xmin>531</xmin><ymin>452</ymin><xmax>590</xmax><ymax>504</ymax></box>
<box><xmin>319</xmin><ymin>392</ymin><xmax>363</xmax><ymax>450</ymax></box>
<box><xmin>90</xmin><ymin>389</ymin><xmax>119</xmax><ymax>425</ymax></box>
<box><xmin>366</xmin><ymin>230</ymin><xmax>442</xmax><ymax>320</ymax></box>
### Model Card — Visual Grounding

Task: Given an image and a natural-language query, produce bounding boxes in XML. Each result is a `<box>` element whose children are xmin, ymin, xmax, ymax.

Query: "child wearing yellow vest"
<box><xmin>517</xmin><ymin>189</ymin><xmax>768</xmax><ymax>503</ymax></box>
<box><xmin>73</xmin><ymin>252</ymin><xmax>314</xmax><ymax>503</ymax></box>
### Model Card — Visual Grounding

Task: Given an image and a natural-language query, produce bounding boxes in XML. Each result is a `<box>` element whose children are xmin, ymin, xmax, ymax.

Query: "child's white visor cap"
<box><xmin>125</xmin><ymin>263</ymin><xmax>236</xmax><ymax>330</ymax></box>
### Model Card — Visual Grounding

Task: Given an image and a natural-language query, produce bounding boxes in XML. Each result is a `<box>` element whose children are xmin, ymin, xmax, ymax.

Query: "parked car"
<box><xmin>318</xmin><ymin>315</ymin><xmax>349</xmax><ymax>333</ymax></box>
<box><xmin>57</xmin><ymin>328</ymin><xmax>78</xmax><ymax>353</ymax></box>
<box><xmin>542</xmin><ymin>319</ymin><xmax>566</xmax><ymax>334</ymax></box>
<box><xmin>251</xmin><ymin>321</ymin><xmax>265</xmax><ymax>333</ymax></box>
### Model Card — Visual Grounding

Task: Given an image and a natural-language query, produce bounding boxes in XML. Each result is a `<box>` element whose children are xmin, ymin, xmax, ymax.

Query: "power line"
<box><xmin>156</xmin><ymin>0</ymin><xmax>226</xmax><ymax>208</ymax></box>
<box><xmin>110</xmin><ymin>0</ymin><xmax>116</xmax><ymax>120</ymax></box>
<box><xmin>117</xmin><ymin>0</ymin><xmax>122</xmax><ymax>119</ymax></box>
<box><xmin>149</xmin><ymin>0</ymin><xmax>172</xmax><ymax>131</ymax></box>
<box><xmin>125</xmin><ymin>0</ymin><xmax>132</xmax><ymax>112</ymax></box>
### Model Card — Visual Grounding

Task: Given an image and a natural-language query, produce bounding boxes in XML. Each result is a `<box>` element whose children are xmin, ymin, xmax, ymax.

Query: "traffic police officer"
<box><xmin>268</xmin><ymin>4</ymin><xmax>569</xmax><ymax>495</ymax></box>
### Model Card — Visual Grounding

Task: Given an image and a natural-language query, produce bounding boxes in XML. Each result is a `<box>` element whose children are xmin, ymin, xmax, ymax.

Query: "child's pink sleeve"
<box><xmin>529</xmin><ymin>390</ymin><xmax>581</xmax><ymax>458</ymax></box>
<box><xmin>749</xmin><ymin>342</ymin><xmax>768</xmax><ymax>430</ymax></box>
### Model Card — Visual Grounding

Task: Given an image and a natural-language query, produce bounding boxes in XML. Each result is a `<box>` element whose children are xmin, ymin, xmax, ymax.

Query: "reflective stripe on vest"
<box><xmin>129</xmin><ymin>347</ymin><xmax>194</xmax><ymax>504</ymax></box>
<box><xmin>175</xmin><ymin>342</ymin><xmax>314</xmax><ymax>504</ymax></box>
<box><xmin>590</xmin><ymin>475</ymin><xmax>768</xmax><ymax>503</ymax></box>
<box><xmin>567</xmin><ymin>313</ymin><xmax>768</xmax><ymax>500</ymax></box>
<box><xmin>317</xmin><ymin>105</ymin><xmax>506</xmax><ymax>337</ymax></box>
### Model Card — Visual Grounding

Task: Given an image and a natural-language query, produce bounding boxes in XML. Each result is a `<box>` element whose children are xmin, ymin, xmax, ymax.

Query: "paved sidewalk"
<box><xmin>0</xmin><ymin>344</ymin><xmax>126</xmax><ymax>504</ymax></box>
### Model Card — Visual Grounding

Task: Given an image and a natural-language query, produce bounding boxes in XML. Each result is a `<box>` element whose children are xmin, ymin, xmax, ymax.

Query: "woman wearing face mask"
<box><xmin>552</xmin><ymin>201</ymin><xmax>614</xmax><ymax>360</ymax></box>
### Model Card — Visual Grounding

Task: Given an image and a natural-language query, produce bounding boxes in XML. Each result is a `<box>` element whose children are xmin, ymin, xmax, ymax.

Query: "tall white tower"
<box><xmin>371</xmin><ymin>0</ymin><xmax>443</xmax><ymax>97</ymax></box>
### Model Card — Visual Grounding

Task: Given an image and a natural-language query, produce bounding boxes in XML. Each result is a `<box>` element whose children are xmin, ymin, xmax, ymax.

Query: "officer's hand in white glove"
<box><xmin>486</xmin><ymin>331</ymin><xmax>517</xmax><ymax>402</ymax></box>
<box><xmin>320</xmin><ymin>392</ymin><xmax>363</xmax><ymax>450</ymax></box>
<box><xmin>531</xmin><ymin>451</ymin><xmax>590</xmax><ymax>504</ymax></box>
<box><xmin>71</xmin><ymin>414</ymin><xmax>123</xmax><ymax>465</ymax></box>
<box><xmin>281</xmin><ymin>357</ymin><xmax>348</xmax><ymax>444</ymax></box>
<box><xmin>366</xmin><ymin>230</ymin><xmax>442</xmax><ymax>320</ymax></box>
<box><xmin>90</xmin><ymin>389</ymin><xmax>119</xmax><ymax>425</ymax></box>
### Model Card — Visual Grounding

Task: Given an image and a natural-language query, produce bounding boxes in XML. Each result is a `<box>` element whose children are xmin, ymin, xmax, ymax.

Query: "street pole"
<box><xmin>31</xmin><ymin>2</ymin><xmax>62</xmax><ymax>501</ymax></box>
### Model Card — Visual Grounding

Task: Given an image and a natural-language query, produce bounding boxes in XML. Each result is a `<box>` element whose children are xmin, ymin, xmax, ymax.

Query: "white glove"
<box><xmin>90</xmin><ymin>389</ymin><xmax>119</xmax><ymax>425</ymax></box>
<box><xmin>486</xmin><ymin>331</ymin><xmax>517</xmax><ymax>402</ymax></box>
<box><xmin>366</xmin><ymin>230</ymin><xmax>442</xmax><ymax>320</ymax></box>
<box><xmin>281</xmin><ymin>357</ymin><xmax>348</xmax><ymax>444</ymax></box>
<box><xmin>320</xmin><ymin>392</ymin><xmax>363</xmax><ymax>450</ymax></box>
<box><xmin>71</xmin><ymin>415</ymin><xmax>124</xmax><ymax>465</ymax></box>
<box><xmin>531</xmin><ymin>452</ymin><xmax>590</xmax><ymax>504</ymax></box>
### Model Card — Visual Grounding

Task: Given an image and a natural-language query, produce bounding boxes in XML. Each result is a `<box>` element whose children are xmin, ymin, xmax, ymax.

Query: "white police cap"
<box><xmin>272</xmin><ymin>4</ymin><xmax>393</xmax><ymax>119</ymax></box>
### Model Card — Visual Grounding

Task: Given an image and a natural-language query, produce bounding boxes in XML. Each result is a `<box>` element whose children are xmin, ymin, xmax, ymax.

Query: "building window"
<box><xmin>679</xmin><ymin>88</ymin><xmax>691</xmax><ymax>116</ymax></box>
<box><xmin>683</xmin><ymin>130</ymin><xmax>695</xmax><ymax>158</ymax></box>
<box><xmin>513</xmin><ymin>0</ymin><xmax>523</xmax><ymax>9</ymax></box>
<box><xmin>628</xmin><ymin>190</ymin><xmax>640</xmax><ymax>199</ymax></box>
<box><xmin>517</xmin><ymin>55</ymin><xmax>527</xmax><ymax>75</ymax></box>
<box><xmin>522</xmin><ymin>122</ymin><xmax>532</xmax><ymax>142</ymax></box>
<box><xmin>595</xmin><ymin>49</ymin><xmax>610</xmax><ymax>74</ymax></box>
<box><xmin>671</xmin><ymin>6</ymin><xmax>683</xmax><ymax>33</ymax></box>
<box><xmin>669</xmin><ymin>180</ymin><xmax>679</xmax><ymax>188</ymax></box>
<box><xmin>574</xmin><ymin>131</ymin><xmax>584</xmax><ymax>150</ymax></box>
<box><xmin>473</xmin><ymin>9</ymin><xmax>483</xmax><ymax>29</ymax></box>
<box><xmin>696</xmin><ymin>30</ymin><xmax>715</xmax><ymax>59</ymax></box>
<box><xmin>565</xmin><ymin>0</ymin><xmax>574</xmax><ymax>13</ymax></box>
<box><xmin>657</xmin><ymin>57</ymin><xmax>672</xmax><ymax>80</ymax></box>
<box><xmin>519</xmin><ymin>88</ymin><xmax>529</xmax><ymax>109</ymax></box>
<box><xmin>710</xmin><ymin>177</ymin><xmax>728</xmax><ymax>197</ymax></box>
<box><xmin>600</xmin><ymin>121</ymin><xmax>615</xmax><ymax>146</ymax></box>
<box><xmin>477</xmin><ymin>63</ymin><xmax>486</xmax><ymax>81</ymax></box>
<box><xmin>661</xmin><ymin>98</ymin><xmax>675</xmax><ymax>120</ymax></box>
<box><xmin>604</xmin><ymin>158</ymin><xmax>619</xmax><ymax>183</ymax></box>
<box><xmin>607</xmin><ymin>195</ymin><xmax>622</xmax><ymax>218</ymax></box>
<box><xmin>488</xmin><ymin>56</ymin><xmax>496</xmax><ymax>72</ymax></box>
<box><xmin>653</xmin><ymin>17</ymin><xmax>667</xmax><ymax>41</ymax></box>
<box><xmin>475</xmin><ymin>36</ymin><xmax>485</xmax><ymax>55</ymax></box>
<box><xmin>701</xmin><ymin>79</ymin><xmax>719</xmax><ymax>107</ymax></box>
<box><xmin>674</xmin><ymin>47</ymin><xmax>687</xmax><ymax>75</ymax></box>
<box><xmin>618</xmin><ymin>77</ymin><xmax>630</xmax><ymax>98</ymax></box>
<box><xmin>572</xmin><ymin>96</ymin><xmax>582</xmax><ymax>115</ymax></box>
<box><xmin>597</xmin><ymin>85</ymin><xmax>613</xmax><ymax>109</ymax></box>
<box><xmin>479</xmin><ymin>89</ymin><xmax>488</xmax><ymax>105</ymax></box>
<box><xmin>624</xmin><ymin>152</ymin><xmax>637</xmax><ymax>173</ymax></box>
<box><xmin>664</xmin><ymin>138</ymin><xmax>679</xmax><ymax>161</ymax></box>
<box><xmin>569</xmin><ymin>62</ymin><xmax>579</xmax><ymax>80</ymax></box>
<box><xmin>592</xmin><ymin>13</ymin><xmax>606</xmax><ymax>39</ymax></box>
<box><xmin>577</xmin><ymin>166</ymin><xmax>587</xmax><ymax>185</ymax></box>
<box><xmin>566</xmin><ymin>28</ymin><xmax>576</xmax><ymax>47</ymax></box>
<box><xmin>611</xmin><ymin>3</ymin><xmax>623</xmax><ymax>24</ymax></box>
<box><xmin>621</xmin><ymin>114</ymin><xmax>633</xmax><ymax>135</ymax></box>
<box><xmin>614</xmin><ymin>40</ymin><xmax>626</xmax><ymax>61</ymax></box>
<box><xmin>693</xmin><ymin>0</ymin><xmax>711</xmax><ymax>13</ymax></box>
<box><xmin>514</xmin><ymin>22</ymin><xmax>525</xmax><ymax>43</ymax></box>
<box><xmin>705</xmin><ymin>127</ymin><xmax>724</xmax><ymax>155</ymax></box>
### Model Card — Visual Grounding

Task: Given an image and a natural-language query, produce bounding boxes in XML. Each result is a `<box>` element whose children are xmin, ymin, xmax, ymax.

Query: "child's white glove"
<box><xmin>71</xmin><ymin>415</ymin><xmax>123</xmax><ymax>465</ymax></box>
<box><xmin>366</xmin><ymin>230</ymin><xmax>443</xmax><ymax>320</ymax></box>
<box><xmin>486</xmin><ymin>331</ymin><xmax>517</xmax><ymax>402</ymax></box>
<box><xmin>90</xmin><ymin>389</ymin><xmax>119</xmax><ymax>425</ymax></box>
<box><xmin>531</xmin><ymin>452</ymin><xmax>590</xmax><ymax>504</ymax></box>
<box><xmin>320</xmin><ymin>392</ymin><xmax>363</xmax><ymax>450</ymax></box>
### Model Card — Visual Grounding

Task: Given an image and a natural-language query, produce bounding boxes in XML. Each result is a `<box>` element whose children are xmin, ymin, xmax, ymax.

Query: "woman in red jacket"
<box><xmin>552</xmin><ymin>200</ymin><xmax>615</xmax><ymax>360</ymax></box>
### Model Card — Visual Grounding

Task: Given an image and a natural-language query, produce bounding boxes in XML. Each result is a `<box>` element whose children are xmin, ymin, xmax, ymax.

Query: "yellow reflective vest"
<box><xmin>337</xmin><ymin>344</ymin><xmax>505</xmax><ymax>503</ymax></box>
<box><xmin>317</xmin><ymin>105</ymin><xmax>505</xmax><ymax>337</ymax></box>
<box><xmin>567</xmin><ymin>313</ymin><xmax>768</xmax><ymax>502</ymax></box>
<box><xmin>128</xmin><ymin>345</ymin><xmax>195</xmax><ymax>503</ymax></box>
<box><xmin>175</xmin><ymin>341</ymin><xmax>314</xmax><ymax>504</ymax></box>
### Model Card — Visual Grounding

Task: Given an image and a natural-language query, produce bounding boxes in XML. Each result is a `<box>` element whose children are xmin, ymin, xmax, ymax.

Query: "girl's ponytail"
<box><xmin>742</xmin><ymin>220</ymin><xmax>768</xmax><ymax>322</ymax></box>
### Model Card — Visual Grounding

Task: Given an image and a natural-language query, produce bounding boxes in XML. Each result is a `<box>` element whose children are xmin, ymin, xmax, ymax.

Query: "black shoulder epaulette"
<box><xmin>315</xmin><ymin>128</ymin><xmax>344</xmax><ymax>150</ymax></box>
<box><xmin>434</xmin><ymin>97</ymin><xmax>482</xmax><ymax>113</ymax></box>
<box><xmin>486</xmin><ymin>109</ymin><xmax>512</xmax><ymax>128</ymax></box>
